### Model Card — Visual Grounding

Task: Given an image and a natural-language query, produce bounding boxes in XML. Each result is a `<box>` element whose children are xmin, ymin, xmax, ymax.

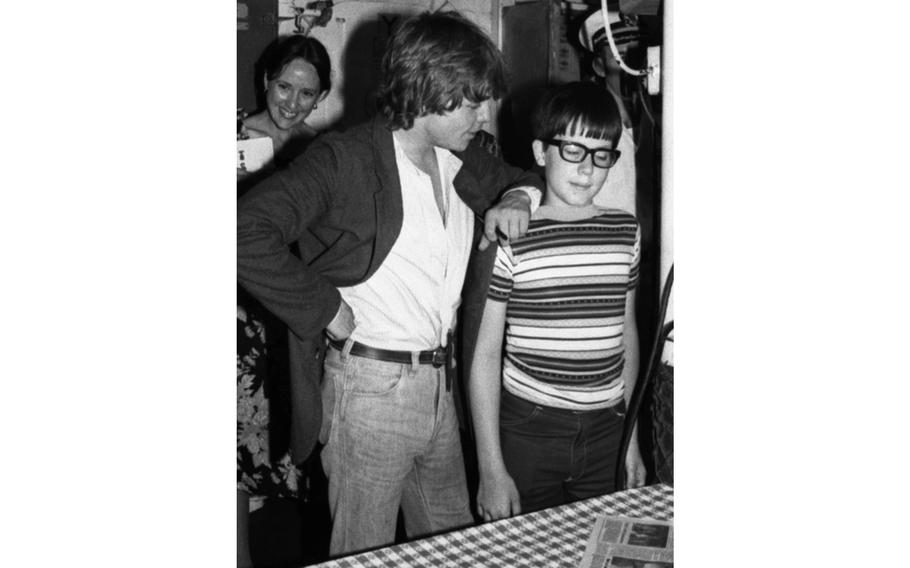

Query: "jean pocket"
<box><xmin>343</xmin><ymin>356</ymin><xmax>406</xmax><ymax>396</ymax></box>
<box><xmin>500</xmin><ymin>396</ymin><xmax>541</xmax><ymax>427</ymax></box>
<box><xmin>608</xmin><ymin>400</ymin><xmax>627</xmax><ymax>419</ymax></box>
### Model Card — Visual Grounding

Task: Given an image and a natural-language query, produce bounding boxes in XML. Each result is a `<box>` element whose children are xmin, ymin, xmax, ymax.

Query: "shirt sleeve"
<box><xmin>488</xmin><ymin>244</ymin><xmax>516</xmax><ymax>302</ymax></box>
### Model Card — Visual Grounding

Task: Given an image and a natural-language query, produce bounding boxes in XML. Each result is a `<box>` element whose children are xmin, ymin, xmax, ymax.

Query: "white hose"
<box><xmin>600</xmin><ymin>0</ymin><xmax>648</xmax><ymax>76</ymax></box>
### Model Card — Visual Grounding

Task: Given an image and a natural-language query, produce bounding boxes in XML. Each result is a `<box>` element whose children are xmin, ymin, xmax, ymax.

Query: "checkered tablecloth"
<box><xmin>309</xmin><ymin>484</ymin><xmax>673</xmax><ymax>568</ymax></box>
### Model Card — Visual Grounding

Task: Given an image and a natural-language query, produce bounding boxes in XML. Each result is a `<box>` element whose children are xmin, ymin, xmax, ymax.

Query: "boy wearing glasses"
<box><xmin>468</xmin><ymin>81</ymin><xmax>646</xmax><ymax>521</ymax></box>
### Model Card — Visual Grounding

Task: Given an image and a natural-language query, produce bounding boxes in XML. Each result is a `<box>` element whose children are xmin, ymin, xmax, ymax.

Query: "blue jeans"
<box><xmin>319</xmin><ymin>341</ymin><xmax>472</xmax><ymax>556</ymax></box>
<box><xmin>499</xmin><ymin>389</ymin><xmax>626</xmax><ymax>514</ymax></box>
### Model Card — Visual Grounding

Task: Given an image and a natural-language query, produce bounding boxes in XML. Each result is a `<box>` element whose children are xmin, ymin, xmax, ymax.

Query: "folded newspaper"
<box><xmin>578</xmin><ymin>515</ymin><xmax>674</xmax><ymax>568</ymax></box>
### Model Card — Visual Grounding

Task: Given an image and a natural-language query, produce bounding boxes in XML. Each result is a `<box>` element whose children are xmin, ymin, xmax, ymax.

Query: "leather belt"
<box><xmin>327</xmin><ymin>338</ymin><xmax>448</xmax><ymax>368</ymax></box>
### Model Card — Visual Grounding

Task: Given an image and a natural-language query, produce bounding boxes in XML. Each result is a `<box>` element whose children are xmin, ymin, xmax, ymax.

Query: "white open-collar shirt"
<box><xmin>337</xmin><ymin>133</ymin><xmax>474</xmax><ymax>351</ymax></box>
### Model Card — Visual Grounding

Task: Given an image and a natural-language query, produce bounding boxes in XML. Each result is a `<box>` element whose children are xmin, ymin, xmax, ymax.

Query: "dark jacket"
<box><xmin>237</xmin><ymin>118</ymin><xmax>543</xmax><ymax>463</ymax></box>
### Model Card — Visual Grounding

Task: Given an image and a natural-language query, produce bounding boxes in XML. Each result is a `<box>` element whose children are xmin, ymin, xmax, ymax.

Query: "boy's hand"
<box><xmin>624</xmin><ymin>442</ymin><xmax>647</xmax><ymax>489</ymax></box>
<box><xmin>476</xmin><ymin>470</ymin><xmax>522</xmax><ymax>521</ymax></box>
<box><xmin>479</xmin><ymin>191</ymin><xmax>532</xmax><ymax>251</ymax></box>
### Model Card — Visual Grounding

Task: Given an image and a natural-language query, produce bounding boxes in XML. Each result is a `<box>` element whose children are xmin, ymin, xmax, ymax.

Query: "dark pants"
<box><xmin>499</xmin><ymin>389</ymin><xmax>626</xmax><ymax>514</ymax></box>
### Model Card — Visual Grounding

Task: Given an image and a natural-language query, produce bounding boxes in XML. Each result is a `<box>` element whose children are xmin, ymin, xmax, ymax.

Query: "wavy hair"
<box><xmin>376</xmin><ymin>12</ymin><xmax>506</xmax><ymax>130</ymax></box>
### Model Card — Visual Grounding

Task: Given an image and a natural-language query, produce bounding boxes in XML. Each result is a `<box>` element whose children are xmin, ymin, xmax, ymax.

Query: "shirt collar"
<box><xmin>391</xmin><ymin>132</ymin><xmax>463</xmax><ymax>180</ymax></box>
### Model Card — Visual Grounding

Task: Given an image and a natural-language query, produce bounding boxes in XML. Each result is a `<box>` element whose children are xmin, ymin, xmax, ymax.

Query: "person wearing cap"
<box><xmin>578</xmin><ymin>9</ymin><xmax>642</xmax><ymax>215</ymax></box>
<box><xmin>237</xmin><ymin>11</ymin><xmax>543</xmax><ymax>556</ymax></box>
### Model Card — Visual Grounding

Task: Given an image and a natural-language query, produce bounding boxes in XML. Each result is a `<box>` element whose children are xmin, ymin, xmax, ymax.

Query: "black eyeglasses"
<box><xmin>543</xmin><ymin>139</ymin><xmax>621</xmax><ymax>169</ymax></box>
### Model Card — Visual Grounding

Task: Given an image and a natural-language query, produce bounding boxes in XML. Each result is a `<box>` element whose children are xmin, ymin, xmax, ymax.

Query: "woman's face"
<box><xmin>264</xmin><ymin>58</ymin><xmax>323</xmax><ymax>131</ymax></box>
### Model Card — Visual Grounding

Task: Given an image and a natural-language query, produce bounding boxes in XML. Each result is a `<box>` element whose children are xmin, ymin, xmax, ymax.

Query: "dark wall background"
<box><xmin>238</xmin><ymin>1</ymin><xmax>278</xmax><ymax>112</ymax></box>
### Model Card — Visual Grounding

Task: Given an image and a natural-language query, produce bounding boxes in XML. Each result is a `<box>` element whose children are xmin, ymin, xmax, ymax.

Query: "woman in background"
<box><xmin>237</xmin><ymin>34</ymin><xmax>332</xmax><ymax>568</ymax></box>
<box><xmin>238</xmin><ymin>35</ymin><xmax>332</xmax><ymax>191</ymax></box>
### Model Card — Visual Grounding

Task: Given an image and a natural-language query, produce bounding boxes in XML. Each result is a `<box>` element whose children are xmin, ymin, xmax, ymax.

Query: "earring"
<box><xmin>313</xmin><ymin>103</ymin><xmax>318</xmax><ymax>110</ymax></box>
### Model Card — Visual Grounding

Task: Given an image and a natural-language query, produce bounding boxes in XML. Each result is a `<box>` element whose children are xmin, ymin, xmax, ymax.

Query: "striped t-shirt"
<box><xmin>488</xmin><ymin>205</ymin><xmax>640</xmax><ymax>411</ymax></box>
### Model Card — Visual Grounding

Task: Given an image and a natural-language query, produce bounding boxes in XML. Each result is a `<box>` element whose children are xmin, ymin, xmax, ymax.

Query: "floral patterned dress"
<box><xmin>237</xmin><ymin>303</ymin><xmax>300</xmax><ymax>501</ymax></box>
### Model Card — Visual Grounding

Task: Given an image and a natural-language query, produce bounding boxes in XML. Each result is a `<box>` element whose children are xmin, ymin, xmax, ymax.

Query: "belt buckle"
<box><xmin>430</xmin><ymin>347</ymin><xmax>446</xmax><ymax>368</ymax></box>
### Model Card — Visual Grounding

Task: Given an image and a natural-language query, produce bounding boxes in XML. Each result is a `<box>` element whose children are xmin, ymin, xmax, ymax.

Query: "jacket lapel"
<box><xmin>367</xmin><ymin>119</ymin><xmax>404</xmax><ymax>280</ymax></box>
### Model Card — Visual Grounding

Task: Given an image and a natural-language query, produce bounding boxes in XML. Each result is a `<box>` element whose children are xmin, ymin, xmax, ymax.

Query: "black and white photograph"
<box><xmin>236</xmin><ymin>1</ymin><xmax>670</xmax><ymax>567</ymax></box>
<box><xmin>9</xmin><ymin>0</ymin><xmax>910</xmax><ymax>566</ymax></box>
<box><xmin>626</xmin><ymin>521</ymin><xmax>670</xmax><ymax>548</ymax></box>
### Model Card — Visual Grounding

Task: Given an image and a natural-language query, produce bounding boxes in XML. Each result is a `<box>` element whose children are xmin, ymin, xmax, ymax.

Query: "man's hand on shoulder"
<box><xmin>479</xmin><ymin>190</ymin><xmax>532</xmax><ymax>251</ymax></box>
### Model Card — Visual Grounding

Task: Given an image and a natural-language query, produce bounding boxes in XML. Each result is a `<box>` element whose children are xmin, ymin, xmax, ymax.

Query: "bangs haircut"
<box><xmin>531</xmin><ymin>82</ymin><xmax>622</xmax><ymax>146</ymax></box>
<box><xmin>376</xmin><ymin>11</ymin><xmax>507</xmax><ymax>130</ymax></box>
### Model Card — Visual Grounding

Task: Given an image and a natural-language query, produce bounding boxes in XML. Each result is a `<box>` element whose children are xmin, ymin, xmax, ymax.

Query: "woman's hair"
<box><xmin>259</xmin><ymin>35</ymin><xmax>332</xmax><ymax>94</ymax></box>
<box><xmin>376</xmin><ymin>11</ymin><xmax>507</xmax><ymax>130</ymax></box>
<box><xmin>531</xmin><ymin>81</ymin><xmax>622</xmax><ymax>145</ymax></box>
